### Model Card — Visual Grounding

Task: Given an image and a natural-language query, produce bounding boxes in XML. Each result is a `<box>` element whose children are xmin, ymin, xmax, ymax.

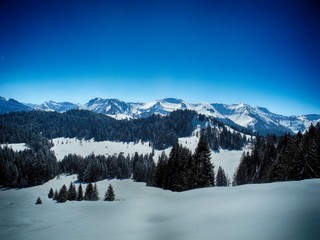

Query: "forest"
<box><xmin>0</xmin><ymin>109</ymin><xmax>319</xmax><ymax>189</ymax></box>
<box><xmin>234</xmin><ymin>123</ymin><xmax>320</xmax><ymax>185</ymax></box>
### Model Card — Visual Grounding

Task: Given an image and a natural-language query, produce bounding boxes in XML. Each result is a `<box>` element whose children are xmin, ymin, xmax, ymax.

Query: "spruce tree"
<box><xmin>58</xmin><ymin>184</ymin><xmax>68</xmax><ymax>203</ymax></box>
<box><xmin>77</xmin><ymin>184</ymin><xmax>83</xmax><ymax>201</ymax></box>
<box><xmin>84</xmin><ymin>183</ymin><xmax>99</xmax><ymax>200</ymax></box>
<box><xmin>84</xmin><ymin>183</ymin><xmax>93</xmax><ymax>200</ymax></box>
<box><xmin>53</xmin><ymin>189</ymin><xmax>59</xmax><ymax>201</ymax></box>
<box><xmin>153</xmin><ymin>151</ymin><xmax>168</xmax><ymax>189</ymax></box>
<box><xmin>68</xmin><ymin>182</ymin><xmax>77</xmax><ymax>201</ymax></box>
<box><xmin>192</xmin><ymin>137</ymin><xmax>215</xmax><ymax>188</ymax></box>
<box><xmin>48</xmin><ymin>188</ymin><xmax>54</xmax><ymax>198</ymax></box>
<box><xmin>92</xmin><ymin>183</ymin><xmax>99</xmax><ymax>200</ymax></box>
<box><xmin>216</xmin><ymin>166</ymin><xmax>228</xmax><ymax>186</ymax></box>
<box><xmin>104</xmin><ymin>184</ymin><xmax>115</xmax><ymax>201</ymax></box>
<box><xmin>35</xmin><ymin>196</ymin><xmax>42</xmax><ymax>204</ymax></box>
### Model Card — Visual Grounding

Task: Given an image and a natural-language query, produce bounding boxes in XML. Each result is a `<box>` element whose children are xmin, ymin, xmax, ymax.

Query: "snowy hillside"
<box><xmin>77</xmin><ymin>97</ymin><xmax>320</xmax><ymax>134</ymax></box>
<box><xmin>31</xmin><ymin>101</ymin><xmax>79</xmax><ymax>112</ymax></box>
<box><xmin>1</xmin><ymin>174</ymin><xmax>319</xmax><ymax>240</ymax></box>
<box><xmin>0</xmin><ymin>96</ymin><xmax>32</xmax><ymax>113</ymax></box>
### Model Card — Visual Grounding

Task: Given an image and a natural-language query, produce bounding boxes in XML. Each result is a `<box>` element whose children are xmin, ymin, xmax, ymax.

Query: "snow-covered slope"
<box><xmin>79</xmin><ymin>97</ymin><xmax>320</xmax><ymax>134</ymax></box>
<box><xmin>0</xmin><ymin>97</ymin><xmax>32</xmax><ymax>113</ymax></box>
<box><xmin>79</xmin><ymin>98</ymin><xmax>132</xmax><ymax>116</ymax></box>
<box><xmin>1</xmin><ymin>174</ymin><xmax>319</xmax><ymax>240</ymax></box>
<box><xmin>31</xmin><ymin>101</ymin><xmax>79</xmax><ymax>112</ymax></box>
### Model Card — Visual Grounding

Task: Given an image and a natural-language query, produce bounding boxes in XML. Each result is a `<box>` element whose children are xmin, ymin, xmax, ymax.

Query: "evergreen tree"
<box><xmin>84</xmin><ymin>183</ymin><xmax>99</xmax><ymax>201</ymax></box>
<box><xmin>104</xmin><ymin>184</ymin><xmax>115</xmax><ymax>201</ymax></box>
<box><xmin>216</xmin><ymin>166</ymin><xmax>228</xmax><ymax>186</ymax></box>
<box><xmin>153</xmin><ymin>151</ymin><xmax>168</xmax><ymax>189</ymax></box>
<box><xmin>192</xmin><ymin>137</ymin><xmax>215</xmax><ymax>188</ymax></box>
<box><xmin>84</xmin><ymin>183</ymin><xmax>93</xmax><ymax>200</ymax></box>
<box><xmin>48</xmin><ymin>188</ymin><xmax>54</xmax><ymax>198</ymax></box>
<box><xmin>35</xmin><ymin>196</ymin><xmax>42</xmax><ymax>204</ymax></box>
<box><xmin>93</xmin><ymin>183</ymin><xmax>99</xmax><ymax>200</ymax></box>
<box><xmin>58</xmin><ymin>184</ymin><xmax>68</xmax><ymax>203</ymax></box>
<box><xmin>68</xmin><ymin>182</ymin><xmax>77</xmax><ymax>201</ymax></box>
<box><xmin>53</xmin><ymin>189</ymin><xmax>59</xmax><ymax>201</ymax></box>
<box><xmin>77</xmin><ymin>184</ymin><xmax>83</xmax><ymax>201</ymax></box>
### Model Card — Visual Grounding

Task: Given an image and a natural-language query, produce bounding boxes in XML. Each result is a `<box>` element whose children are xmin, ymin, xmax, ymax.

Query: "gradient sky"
<box><xmin>0</xmin><ymin>0</ymin><xmax>319</xmax><ymax>115</ymax></box>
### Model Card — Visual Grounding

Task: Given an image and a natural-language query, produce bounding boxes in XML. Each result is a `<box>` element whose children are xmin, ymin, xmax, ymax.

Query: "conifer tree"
<box><xmin>68</xmin><ymin>182</ymin><xmax>77</xmax><ymax>201</ymax></box>
<box><xmin>92</xmin><ymin>183</ymin><xmax>99</xmax><ymax>200</ymax></box>
<box><xmin>216</xmin><ymin>166</ymin><xmax>228</xmax><ymax>186</ymax></box>
<box><xmin>53</xmin><ymin>189</ymin><xmax>59</xmax><ymax>201</ymax></box>
<box><xmin>77</xmin><ymin>184</ymin><xmax>83</xmax><ymax>201</ymax></box>
<box><xmin>153</xmin><ymin>151</ymin><xmax>168</xmax><ymax>189</ymax></box>
<box><xmin>104</xmin><ymin>184</ymin><xmax>115</xmax><ymax>201</ymax></box>
<box><xmin>84</xmin><ymin>183</ymin><xmax>94</xmax><ymax>200</ymax></box>
<box><xmin>192</xmin><ymin>137</ymin><xmax>214</xmax><ymax>188</ymax></box>
<box><xmin>84</xmin><ymin>183</ymin><xmax>99</xmax><ymax>201</ymax></box>
<box><xmin>48</xmin><ymin>188</ymin><xmax>54</xmax><ymax>198</ymax></box>
<box><xmin>35</xmin><ymin>196</ymin><xmax>42</xmax><ymax>204</ymax></box>
<box><xmin>58</xmin><ymin>184</ymin><xmax>68</xmax><ymax>203</ymax></box>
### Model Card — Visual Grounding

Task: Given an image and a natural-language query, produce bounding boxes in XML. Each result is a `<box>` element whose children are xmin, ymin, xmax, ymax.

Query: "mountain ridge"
<box><xmin>1</xmin><ymin>96</ymin><xmax>319</xmax><ymax>135</ymax></box>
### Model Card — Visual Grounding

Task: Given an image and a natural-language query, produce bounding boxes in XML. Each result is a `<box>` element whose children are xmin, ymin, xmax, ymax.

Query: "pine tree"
<box><xmin>35</xmin><ymin>196</ymin><xmax>42</xmax><ymax>204</ymax></box>
<box><xmin>53</xmin><ymin>189</ymin><xmax>59</xmax><ymax>201</ymax></box>
<box><xmin>84</xmin><ymin>183</ymin><xmax>94</xmax><ymax>200</ymax></box>
<box><xmin>48</xmin><ymin>188</ymin><xmax>54</xmax><ymax>198</ymax></box>
<box><xmin>216</xmin><ymin>166</ymin><xmax>228</xmax><ymax>186</ymax></box>
<box><xmin>58</xmin><ymin>184</ymin><xmax>68</xmax><ymax>203</ymax></box>
<box><xmin>153</xmin><ymin>151</ymin><xmax>168</xmax><ymax>189</ymax></box>
<box><xmin>68</xmin><ymin>182</ymin><xmax>77</xmax><ymax>201</ymax></box>
<box><xmin>192</xmin><ymin>137</ymin><xmax>215</xmax><ymax>188</ymax></box>
<box><xmin>92</xmin><ymin>183</ymin><xmax>99</xmax><ymax>200</ymax></box>
<box><xmin>77</xmin><ymin>184</ymin><xmax>83</xmax><ymax>201</ymax></box>
<box><xmin>84</xmin><ymin>182</ymin><xmax>99</xmax><ymax>201</ymax></box>
<box><xmin>104</xmin><ymin>184</ymin><xmax>115</xmax><ymax>201</ymax></box>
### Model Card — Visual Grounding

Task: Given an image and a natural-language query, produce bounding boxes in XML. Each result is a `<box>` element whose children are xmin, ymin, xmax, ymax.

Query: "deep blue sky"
<box><xmin>0</xmin><ymin>0</ymin><xmax>319</xmax><ymax>115</ymax></box>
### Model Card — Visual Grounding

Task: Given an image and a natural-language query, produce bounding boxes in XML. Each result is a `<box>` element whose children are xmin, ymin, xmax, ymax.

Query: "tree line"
<box><xmin>0</xmin><ymin>109</ymin><xmax>250</xmax><ymax>151</ymax></box>
<box><xmin>47</xmin><ymin>182</ymin><xmax>115</xmax><ymax>203</ymax></box>
<box><xmin>233</xmin><ymin>123</ymin><xmax>320</xmax><ymax>185</ymax></box>
<box><xmin>0</xmin><ymin>140</ymin><xmax>58</xmax><ymax>187</ymax></box>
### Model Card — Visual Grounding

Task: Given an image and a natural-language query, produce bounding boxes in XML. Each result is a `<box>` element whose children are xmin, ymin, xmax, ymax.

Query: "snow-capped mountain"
<box><xmin>0</xmin><ymin>97</ymin><xmax>32</xmax><ymax>113</ymax></box>
<box><xmin>30</xmin><ymin>101</ymin><xmax>79</xmax><ymax>112</ymax></box>
<box><xmin>1</xmin><ymin>96</ymin><xmax>319</xmax><ymax>135</ymax></box>
<box><xmin>79</xmin><ymin>98</ymin><xmax>132</xmax><ymax>118</ymax></box>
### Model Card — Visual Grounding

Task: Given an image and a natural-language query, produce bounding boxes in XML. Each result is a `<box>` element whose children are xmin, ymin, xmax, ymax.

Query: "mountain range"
<box><xmin>1</xmin><ymin>96</ymin><xmax>319</xmax><ymax>135</ymax></box>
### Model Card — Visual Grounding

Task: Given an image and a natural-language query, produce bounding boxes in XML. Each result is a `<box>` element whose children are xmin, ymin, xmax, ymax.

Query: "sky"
<box><xmin>0</xmin><ymin>0</ymin><xmax>319</xmax><ymax>116</ymax></box>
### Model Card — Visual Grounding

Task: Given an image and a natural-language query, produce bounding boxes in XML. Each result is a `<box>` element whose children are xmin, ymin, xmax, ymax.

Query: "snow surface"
<box><xmin>1</xmin><ymin>174</ymin><xmax>319</xmax><ymax>240</ymax></box>
<box><xmin>0</xmin><ymin>143</ymin><xmax>29</xmax><ymax>152</ymax></box>
<box><xmin>51</xmin><ymin>138</ymin><xmax>156</xmax><ymax>161</ymax></box>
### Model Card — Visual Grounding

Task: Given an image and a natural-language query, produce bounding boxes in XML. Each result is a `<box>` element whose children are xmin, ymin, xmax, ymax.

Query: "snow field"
<box><xmin>0</xmin><ymin>143</ymin><xmax>29</xmax><ymax>152</ymax></box>
<box><xmin>51</xmin><ymin>134</ymin><xmax>245</xmax><ymax>183</ymax></box>
<box><xmin>51</xmin><ymin>137</ymin><xmax>159</xmax><ymax>161</ymax></box>
<box><xmin>0</xmin><ymin>175</ymin><xmax>319</xmax><ymax>240</ymax></box>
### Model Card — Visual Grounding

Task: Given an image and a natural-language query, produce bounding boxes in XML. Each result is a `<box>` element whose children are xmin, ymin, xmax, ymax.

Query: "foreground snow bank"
<box><xmin>0</xmin><ymin>175</ymin><xmax>319</xmax><ymax>240</ymax></box>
